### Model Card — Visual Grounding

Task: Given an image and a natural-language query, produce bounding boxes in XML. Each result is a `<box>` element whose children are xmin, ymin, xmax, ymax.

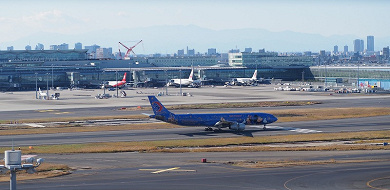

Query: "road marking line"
<box><xmin>139</xmin><ymin>167</ymin><xmax>196</xmax><ymax>174</ymax></box>
<box><xmin>367</xmin><ymin>176</ymin><xmax>390</xmax><ymax>190</ymax></box>
<box><xmin>266</xmin><ymin>126</ymin><xmax>322</xmax><ymax>133</ymax></box>
<box><xmin>25</xmin><ymin>123</ymin><xmax>46</xmax><ymax>128</ymax></box>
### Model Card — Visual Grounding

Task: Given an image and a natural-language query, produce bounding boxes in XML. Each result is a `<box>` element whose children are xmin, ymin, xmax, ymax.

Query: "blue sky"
<box><xmin>1</xmin><ymin>0</ymin><xmax>389</xmax><ymax>51</ymax></box>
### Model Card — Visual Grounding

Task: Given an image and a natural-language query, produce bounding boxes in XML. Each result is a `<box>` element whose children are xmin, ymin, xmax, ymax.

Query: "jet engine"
<box><xmin>229</xmin><ymin>122</ymin><xmax>245</xmax><ymax>131</ymax></box>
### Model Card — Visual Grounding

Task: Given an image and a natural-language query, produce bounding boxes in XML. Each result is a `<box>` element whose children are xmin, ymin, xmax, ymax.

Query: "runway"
<box><xmin>1</xmin><ymin>115</ymin><xmax>390</xmax><ymax>147</ymax></box>
<box><xmin>1</xmin><ymin>151</ymin><xmax>389</xmax><ymax>190</ymax></box>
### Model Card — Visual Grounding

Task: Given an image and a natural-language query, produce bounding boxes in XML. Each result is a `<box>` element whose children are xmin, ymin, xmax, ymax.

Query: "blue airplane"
<box><xmin>147</xmin><ymin>96</ymin><xmax>278</xmax><ymax>132</ymax></box>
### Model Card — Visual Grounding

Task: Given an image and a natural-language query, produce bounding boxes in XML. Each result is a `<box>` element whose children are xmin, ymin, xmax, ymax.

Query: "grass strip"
<box><xmin>0</xmin><ymin>163</ymin><xmax>71</xmax><ymax>182</ymax></box>
<box><xmin>2</xmin><ymin>130</ymin><xmax>390</xmax><ymax>154</ymax></box>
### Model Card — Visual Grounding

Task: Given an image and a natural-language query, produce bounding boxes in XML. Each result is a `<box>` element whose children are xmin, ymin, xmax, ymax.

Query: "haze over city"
<box><xmin>1</xmin><ymin>0</ymin><xmax>390</xmax><ymax>53</ymax></box>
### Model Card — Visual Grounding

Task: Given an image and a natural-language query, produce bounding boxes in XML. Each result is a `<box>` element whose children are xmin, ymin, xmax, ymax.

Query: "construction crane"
<box><xmin>118</xmin><ymin>40</ymin><xmax>143</xmax><ymax>60</ymax></box>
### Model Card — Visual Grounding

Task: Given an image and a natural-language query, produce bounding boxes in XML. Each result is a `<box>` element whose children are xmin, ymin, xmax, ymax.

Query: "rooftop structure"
<box><xmin>0</xmin><ymin>50</ymin><xmax>88</xmax><ymax>62</ymax></box>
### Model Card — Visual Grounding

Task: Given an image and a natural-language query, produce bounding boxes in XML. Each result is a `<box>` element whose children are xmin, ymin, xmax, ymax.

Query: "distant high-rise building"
<box><xmin>75</xmin><ymin>42</ymin><xmax>82</xmax><ymax>50</ymax></box>
<box><xmin>207</xmin><ymin>48</ymin><xmax>216</xmax><ymax>55</ymax></box>
<box><xmin>244</xmin><ymin>48</ymin><xmax>252</xmax><ymax>53</ymax></box>
<box><xmin>96</xmin><ymin>47</ymin><xmax>113</xmax><ymax>59</ymax></box>
<box><xmin>35</xmin><ymin>43</ymin><xmax>44</xmax><ymax>50</ymax></box>
<box><xmin>177</xmin><ymin>49</ymin><xmax>184</xmax><ymax>56</ymax></box>
<box><xmin>258</xmin><ymin>49</ymin><xmax>265</xmax><ymax>53</ymax></box>
<box><xmin>354</xmin><ymin>39</ymin><xmax>364</xmax><ymax>53</ymax></box>
<box><xmin>319</xmin><ymin>50</ymin><xmax>326</xmax><ymax>57</ymax></box>
<box><xmin>7</xmin><ymin>46</ymin><xmax>14</xmax><ymax>51</ymax></box>
<box><xmin>304</xmin><ymin>51</ymin><xmax>312</xmax><ymax>56</ymax></box>
<box><xmin>344</xmin><ymin>45</ymin><xmax>348</xmax><ymax>53</ymax></box>
<box><xmin>84</xmin><ymin>44</ymin><xmax>100</xmax><ymax>54</ymax></box>
<box><xmin>383</xmin><ymin>46</ymin><xmax>389</xmax><ymax>59</ymax></box>
<box><xmin>59</xmin><ymin>43</ymin><xmax>69</xmax><ymax>50</ymax></box>
<box><xmin>228</xmin><ymin>49</ymin><xmax>240</xmax><ymax>53</ymax></box>
<box><xmin>50</xmin><ymin>43</ymin><xmax>69</xmax><ymax>50</ymax></box>
<box><xmin>25</xmin><ymin>45</ymin><xmax>31</xmax><ymax>50</ymax></box>
<box><xmin>187</xmin><ymin>49</ymin><xmax>195</xmax><ymax>56</ymax></box>
<box><xmin>367</xmin><ymin>36</ymin><xmax>374</xmax><ymax>52</ymax></box>
<box><xmin>50</xmin><ymin>45</ymin><xmax>58</xmax><ymax>50</ymax></box>
<box><xmin>333</xmin><ymin>45</ymin><xmax>338</xmax><ymax>53</ymax></box>
<box><xmin>85</xmin><ymin>44</ymin><xmax>100</xmax><ymax>59</ymax></box>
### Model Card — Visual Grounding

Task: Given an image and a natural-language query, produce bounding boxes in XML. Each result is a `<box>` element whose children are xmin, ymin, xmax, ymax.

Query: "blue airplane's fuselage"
<box><xmin>160</xmin><ymin>112</ymin><xmax>277</xmax><ymax>127</ymax></box>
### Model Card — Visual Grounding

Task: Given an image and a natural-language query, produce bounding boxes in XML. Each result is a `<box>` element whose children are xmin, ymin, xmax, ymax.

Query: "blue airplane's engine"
<box><xmin>229</xmin><ymin>122</ymin><xmax>245</xmax><ymax>131</ymax></box>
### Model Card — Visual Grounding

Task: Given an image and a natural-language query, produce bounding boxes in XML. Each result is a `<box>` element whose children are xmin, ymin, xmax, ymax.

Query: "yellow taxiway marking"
<box><xmin>36</xmin><ymin>110</ymin><xmax>70</xmax><ymax>114</ymax></box>
<box><xmin>367</xmin><ymin>176</ymin><xmax>390</xmax><ymax>190</ymax></box>
<box><xmin>54</xmin><ymin>112</ymin><xmax>70</xmax><ymax>115</ymax></box>
<box><xmin>38</xmin><ymin>110</ymin><xmax>56</xmax><ymax>113</ymax></box>
<box><xmin>139</xmin><ymin>167</ymin><xmax>196</xmax><ymax>174</ymax></box>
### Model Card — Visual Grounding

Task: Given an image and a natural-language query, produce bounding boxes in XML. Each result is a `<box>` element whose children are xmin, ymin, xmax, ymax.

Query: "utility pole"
<box><xmin>165</xmin><ymin>69</ymin><xmax>168</xmax><ymax>96</ymax></box>
<box><xmin>102</xmin><ymin>71</ymin><xmax>106</xmax><ymax>95</ymax></box>
<box><xmin>357</xmin><ymin>63</ymin><xmax>360</xmax><ymax>88</ymax></box>
<box><xmin>35</xmin><ymin>72</ymin><xmax>38</xmax><ymax>99</ymax></box>
<box><xmin>46</xmin><ymin>73</ymin><xmax>49</xmax><ymax>100</ymax></box>
<box><xmin>51</xmin><ymin>64</ymin><xmax>54</xmax><ymax>89</ymax></box>
<box><xmin>179</xmin><ymin>70</ymin><xmax>182</xmax><ymax>96</ymax></box>
<box><xmin>116</xmin><ymin>71</ymin><xmax>118</xmax><ymax>98</ymax></box>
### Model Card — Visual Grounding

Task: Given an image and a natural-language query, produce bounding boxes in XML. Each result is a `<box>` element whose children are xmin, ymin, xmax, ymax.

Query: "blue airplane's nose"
<box><xmin>270</xmin><ymin>114</ymin><xmax>278</xmax><ymax>123</ymax></box>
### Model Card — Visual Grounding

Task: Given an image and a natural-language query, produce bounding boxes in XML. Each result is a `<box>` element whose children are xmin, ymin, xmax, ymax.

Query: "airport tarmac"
<box><xmin>0</xmin><ymin>85</ymin><xmax>388</xmax><ymax>112</ymax></box>
<box><xmin>1</xmin><ymin>85</ymin><xmax>390</xmax><ymax>189</ymax></box>
<box><xmin>2</xmin><ymin>151</ymin><xmax>390</xmax><ymax>190</ymax></box>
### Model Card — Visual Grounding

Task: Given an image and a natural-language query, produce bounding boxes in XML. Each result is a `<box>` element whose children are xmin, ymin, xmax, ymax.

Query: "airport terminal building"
<box><xmin>1</xmin><ymin>50</ymin><xmax>389</xmax><ymax>90</ymax></box>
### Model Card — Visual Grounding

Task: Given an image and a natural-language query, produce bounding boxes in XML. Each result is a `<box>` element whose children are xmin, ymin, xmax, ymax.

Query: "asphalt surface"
<box><xmin>1</xmin><ymin>151</ymin><xmax>390</xmax><ymax>190</ymax></box>
<box><xmin>0</xmin><ymin>87</ymin><xmax>390</xmax><ymax>189</ymax></box>
<box><xmin>1</xmin><ymin>115</ymin><xmax>390</xmax><ymax>147</ymax></box>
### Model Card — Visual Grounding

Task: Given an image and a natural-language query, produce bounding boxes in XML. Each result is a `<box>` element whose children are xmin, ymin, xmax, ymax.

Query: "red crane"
<box><xmin>118</xmin><ymin>40</ymin><xmax>143</xmax><ymax>60</ymax></box>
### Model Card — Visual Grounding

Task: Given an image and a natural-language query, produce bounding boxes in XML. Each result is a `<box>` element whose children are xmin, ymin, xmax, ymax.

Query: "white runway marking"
<box><xmin>25</xmin><ymin>123</ymin><xmax>46</xmax><ymax>128</ymax></box>
<box><xmin>251</xmin><ymin>126</ymin><xmax>322</xmax><ymax>133</ymax></box>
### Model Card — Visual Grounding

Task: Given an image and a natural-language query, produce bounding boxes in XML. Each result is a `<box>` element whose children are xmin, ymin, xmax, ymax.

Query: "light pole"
<box><xmin>35</xmin><ymin>72</ymin><xmax>38</xmax><ymax>99</ymax></box>
<box><xmin>179</xmin><ymin>69</ymin><xmax>182</xmax><ymax>96</ymax></box>
<box><xmin>116</xmin><ymin>71</ymin><xmax>118</xmax><ymax>98</ymax></box>
<box><xmin>51</xmin><ymin>64</ymin><xmax>54</xmax><ymax>89</ymax></box>
<box><xmin>102</xmin><ymin>71</ymin><xmax>106</xmax><ymax>95</ymax></box>
<box><xmin>165</xmin><ymin>69</ymin><xmax>168</xmax><ymax>96</ymax></box>
<box><xmin>46</xmin><ymin>73</ymin><xmax>49</xmax><ymax>100</ymax></box>
<box><xmin>357</xmin><ymin>62</ymin><xmax>360</xmax><ymax>88</ymax></box>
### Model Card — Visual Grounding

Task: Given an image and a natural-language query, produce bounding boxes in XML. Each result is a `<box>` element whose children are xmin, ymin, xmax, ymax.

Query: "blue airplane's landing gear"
<box><xmin>205</xmin><ymin>127</ymin><xmax>213</xmax><ymax>131</ymax></box>
<box><xmin>263</xmin><ymin>125</ymin><xmax>267</xmax><ymax>130</ymax></box>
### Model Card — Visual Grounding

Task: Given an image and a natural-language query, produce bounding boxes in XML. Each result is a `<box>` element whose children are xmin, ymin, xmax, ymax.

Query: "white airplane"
<box><xmin>167</xmin><ymin>69</ymin><xmax>200</xmax><ymax>87</ymax></box>
<box><xmin>103</xmin><ymin>73</ymin><xmax>127</xmax><ymax>88</ymax></box>
<box><xmin>231</xmin><ymin>70</ymin><xmax>258</xmax><ymax>85</ymax></box>
<box><xmin>38</xmin><ymin>88</ymin><xmax>48</xmax><ymax>99</ymax></box>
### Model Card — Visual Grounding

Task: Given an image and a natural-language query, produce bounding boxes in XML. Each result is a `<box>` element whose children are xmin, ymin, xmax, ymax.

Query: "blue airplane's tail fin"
<box><xmin>148</xmin><ymin>96</ymin><xmax>173</xmax><ymax>120</ymax></box>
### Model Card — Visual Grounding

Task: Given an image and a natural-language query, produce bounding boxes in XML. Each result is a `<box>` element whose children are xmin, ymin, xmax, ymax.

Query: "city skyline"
<box><xmin>1</xmin><ymin>0</ymin><xmax>390</xmax><ymax>53</ymax></box>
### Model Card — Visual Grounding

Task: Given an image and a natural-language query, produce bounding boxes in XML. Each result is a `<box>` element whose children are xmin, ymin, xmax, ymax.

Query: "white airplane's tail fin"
<box><xmin>188</xmin><ymin>69</ymin><xmax>194</xmax><ymax>80</ymax></box>
<box><xmin>122</xmin><ymin>72</ymin><xmax>127</xmax><ymax>82</ymax></box>
<box><xmin>251</xmin><ymin>70</ymin><xmax>257</xmax><ymax>80</ymax></box>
